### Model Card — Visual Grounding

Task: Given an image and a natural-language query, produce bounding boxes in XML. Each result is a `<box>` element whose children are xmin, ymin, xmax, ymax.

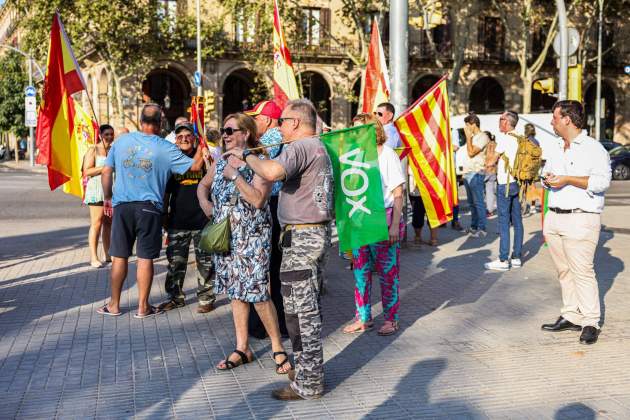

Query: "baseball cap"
<box><xmin>174</xmin><ymin>122</ymin><xmax>194</xmax><ymax>134</ymax></box>
<box><xmin>244</xmin><ymin>100</ymin><xmax>282</xmax><ymax>120</ymax></box>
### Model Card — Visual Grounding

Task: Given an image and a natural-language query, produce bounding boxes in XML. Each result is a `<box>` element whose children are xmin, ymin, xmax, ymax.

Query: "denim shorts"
<box><xmin>110</xmin><ymin>201</ymin><xmax>162</xmax><ymax>259</ymax></box>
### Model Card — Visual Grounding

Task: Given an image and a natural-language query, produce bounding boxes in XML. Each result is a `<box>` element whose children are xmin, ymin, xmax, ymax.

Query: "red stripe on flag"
<box><xmin>405</xmin><ymin>142</ymin><xmax>448</xmax><ymax>221</ymax></box>
<box><xmin>402</xmin><ymin>112</ymin><xmax>448</xmax><ymax>184</ymax></box>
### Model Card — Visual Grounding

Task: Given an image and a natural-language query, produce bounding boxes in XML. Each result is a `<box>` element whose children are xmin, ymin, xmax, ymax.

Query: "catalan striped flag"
<box><xmin>394</xmin><ymin>75</ymin><xmax>458</xmax><ymax>228</ymax></box>
<box><xmin>359</xmin><ymin>19</ymin><xmax>390</xmax><ymax>114</ymax></box>
<box><xmin>36</xmin><ymin>12</ymin><xmax>88</xmax><ymax>192</ymax></box>
<box><xmin>272</xmin><ymin>0</ymin><xmax>299</xmax><ymax>108</ymax></box>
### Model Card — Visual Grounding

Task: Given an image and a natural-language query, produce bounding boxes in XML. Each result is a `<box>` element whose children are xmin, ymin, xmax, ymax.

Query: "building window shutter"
<box><xmin>321</xmin><ymin>8</ymin><xmax>331</xmax><ymax>47</ymax></box>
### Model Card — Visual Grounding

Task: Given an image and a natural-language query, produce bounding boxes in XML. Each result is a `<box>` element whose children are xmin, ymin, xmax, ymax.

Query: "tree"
<box><xmin>0</xmin><ymin>51</ymin><xmax>29</xmax><ymax>138</ymax></box>
<box><xmin>491</xmin><ymin>0</ymin><xmax>558</xmax><ymax>113</ymax></box>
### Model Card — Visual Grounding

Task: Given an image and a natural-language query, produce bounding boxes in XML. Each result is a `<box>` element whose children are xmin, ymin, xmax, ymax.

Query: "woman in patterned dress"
<box><xmin>197</xmin><ymin>113</ymin><xmax>291</xmax><ymax>374</ymax></box>
<box><xmin>82</xmin><ymin>124</ymin><xmax>115</xmax><ymax>268</ymax></box>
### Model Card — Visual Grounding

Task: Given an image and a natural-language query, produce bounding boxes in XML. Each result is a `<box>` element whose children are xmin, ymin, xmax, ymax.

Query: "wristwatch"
<box><xmin>241</xmin><ymin>149</ymin><xmax>253</xmax><ymax>161</ymax></box>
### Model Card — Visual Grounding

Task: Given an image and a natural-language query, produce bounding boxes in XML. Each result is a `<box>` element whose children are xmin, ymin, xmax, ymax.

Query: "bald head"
<box><xmin>140</xmin><ymin>104</ymin><xmax>162</xmax><ymax>135</ymax></box>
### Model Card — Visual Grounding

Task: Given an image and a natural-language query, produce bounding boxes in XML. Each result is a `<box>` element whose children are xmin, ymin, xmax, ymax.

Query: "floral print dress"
<box><xmin>211</xmin><ymin>158</ymin><xmax>272</xmax><ymax>302</ymax></box>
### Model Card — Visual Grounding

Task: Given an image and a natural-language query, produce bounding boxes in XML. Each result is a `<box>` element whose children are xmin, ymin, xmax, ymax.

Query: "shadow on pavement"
<box><xmin>0</xmin><ymin>226</ymin><xmax>87</xmax><ymax>263</ymax></box>
<box><xmin>554</xmin><ymin>402</ymin><xmax>596</xmax><ymax>419</ymax></box>
<box><xmin>595</xmin><ymin>232</ymin><xmax>624</xmax><ymax>327</ymax></box>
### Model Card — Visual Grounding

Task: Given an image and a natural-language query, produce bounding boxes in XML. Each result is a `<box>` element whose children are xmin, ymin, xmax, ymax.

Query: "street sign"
<box><xmin>625</xmin><ymin>65</ymin><xmax>630</xmax><ymax>75</ymax></box>
<box><xmin>25</xmin><ymin>96</ymin><xmax>37</xmax><ymax>127</ymax></box>
<box><xmin>553</xmin><ymin>28</ymin><xmax>580</xmax><ymax>57</ymax></box>
<box><xmin>25</xmin><ymin>86</ymin><xmax>36</xmax><ymax>97</ymax></box>
<box><xmin>194</xmin><ymin>71</ymin><xmax>202</xmax><ymax>87</ymax></box>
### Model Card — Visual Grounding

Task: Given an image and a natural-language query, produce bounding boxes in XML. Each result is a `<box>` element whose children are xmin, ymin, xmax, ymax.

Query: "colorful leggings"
<box><xmin>351</xmin><ymin>219</ymin><xmax>403</xmax><ymax>323</ymax></box>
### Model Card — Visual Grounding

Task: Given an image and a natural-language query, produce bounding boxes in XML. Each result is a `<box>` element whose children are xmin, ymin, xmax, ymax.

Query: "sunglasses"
<box><xmin>220</xmin><ymin>127</ymin><xmax>242</xmax><ymax>136</ymax></box>
<box><xmin>373</xmin><ymin>111</ymin><xmax>384</xmax><ymax>117</ymax></box>
<box><xmin>278</xmin><ymin>117</ymin><xmax>298</xmax><ymax>127</ymax></box>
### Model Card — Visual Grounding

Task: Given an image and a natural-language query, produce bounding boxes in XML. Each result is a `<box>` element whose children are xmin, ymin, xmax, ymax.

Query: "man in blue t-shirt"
<box><xmin>97</xmin><ymin>104</ymin><xmax>194</xmax><ymax>319</ymax></box>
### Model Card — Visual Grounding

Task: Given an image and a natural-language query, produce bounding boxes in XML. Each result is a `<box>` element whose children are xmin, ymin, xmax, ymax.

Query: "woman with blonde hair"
<box><xmin>343</xmin><ymin>113</ymin><xmax>406</xmax><ymax>336</ymax></box>
<box><xmin>197</xmin><ymin>113</ymin><xmax>291</xmax><ymax>374</ymax></box>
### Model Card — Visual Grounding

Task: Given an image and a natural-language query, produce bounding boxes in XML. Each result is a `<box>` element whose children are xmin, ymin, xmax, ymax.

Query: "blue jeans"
<box><xmin>497</xmin><ymin>182</ymin><xmax>523</xmax><ymax>261</ymax></box>
<box><xmin>463</xmin><ymin>172</ymin><xmax>487</xmax><ymax>231</ymax></box>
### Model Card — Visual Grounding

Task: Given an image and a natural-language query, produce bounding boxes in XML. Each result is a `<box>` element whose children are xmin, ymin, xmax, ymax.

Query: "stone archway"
<box><xmin>350</xmin><ymin>77</ymin><xmax>362</xmax><ymax>121</ymax></box>
<box><xmin>585</xmin><ymin>81</ymin><xmax>616</xmax><ymax>139</ymax></box>
<box><xmin>531</xmin><ymin>79</ymin><xmax>557</xmax><ymax>112</ymax></box>
<box><xmin>469</xmin><ymin>77</ymin><xmax>505</xmax><ymax>113</ymax></box>
<box><xmin>221</xmin><ymin>68</ymin><xmax>263</xmax><ymax>121</ymax></box>
<box><xmin>142</xmin><ymin>66</ymin><xmax>192</xmax><ymax>130</ymax></box>
<box><xmin>299</xmin><ymin>71</ymin><xmax>332</xmax><ymax>125</ymax></box>
<box><xmin>411</xmin><ymin>74</ymin><xmax>440</xmax><ymax>103</ymax></box>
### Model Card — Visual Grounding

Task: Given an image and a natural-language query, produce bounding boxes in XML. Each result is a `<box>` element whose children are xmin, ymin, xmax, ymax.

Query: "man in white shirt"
<box><xmin>462</xmin><ymin>113</ymin><xmax>489</xmax><ymax>237</ymax></box>
<box><xmin>485</xmin><ymin>111</ymin><xmax>524</xmax><ymax>271</ymax></box>
<box><xmin>375</xmin><ymin>102</ymin><xmax>402</xmax><ymax>149</ymax></box>
<box><xmin>540</xmin><ymin>100</ymin><xmax>611</xmax><ymax>345</ymax></box>
<box><xmin>164</xmin><ymin>116</ymin><xmax>189</xmax><ymax>144</ymax></box>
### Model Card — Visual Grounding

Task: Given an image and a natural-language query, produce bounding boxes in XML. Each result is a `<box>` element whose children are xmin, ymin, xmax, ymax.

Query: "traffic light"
<box><xmin>409</xmin><ymin>1</ymin><xmax>444</xmax><ymax>29</ymax></box>
<box><xmin>533</xmin><ymin>78</ymin><xmax>555</xmax><ymax>95</ymax></box>
<box><xmin>206</xmin><ymin>91</ymin><xmax>216</xmax><ymax>113</ymax></box>
<box><xmin>568</xmin><ymin>64</ymin><xmax>582</xmax><ymax>102</ymax></box>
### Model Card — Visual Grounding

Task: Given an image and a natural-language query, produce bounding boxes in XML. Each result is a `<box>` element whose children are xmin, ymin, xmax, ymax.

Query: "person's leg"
<box><xmin>561</xmin><ymin>214</ymin><xmax>601</xmax><ymax>328</ymax></box>
<box><xmin>269</xmin><ymin>196</ymin><xmax>287</xmax><ymax>335</ymax></box>
<box><xmin>101</xmin><ymin>216</ymin><xmax>112</xmax><ymax>262</ymax></box>
<box><xmin>136</xmin><ymin>258</ymin><xmax>154</xmax><ymax>315</ymax></box>
<box><xmin>106</xmin><ymin>257</ymin><xmax>128</xmax><ymax>313</ymax></box>
<box><xmin>509</xmin><ymin>183</ymin><xmax>524</xmax><ymax>259</ymax></box>
<box><xmin>253</xmin><ymin>300</ymin><xmax>291</xmax><ymax>372</ymax></box>
<box><xmin>463</xmin><ymin>176</ymin><xmax>478</xmax><ymax>230</ymax></box>
<box><xmin>471</xmin><ymin>173</ymin><xmax>488</xmax><ymax>231</ymax></box>
<box><xmin>543</xmin><ymin>212</ymin><xmax>581</xmax><ymax>325</ymax></box>
<box><xmin>496</xmin><ymin>184</ymin><xmax>510</xmax><ymax>261</ymax></box>
<box><xmin>217</xmin><ymin>299</ymin><xmax>254</xmax><ymax>368</ymax></box>
<box><xmin>163</xmin><ymin>230</ymin><xmax>191</xmax><ymax>306</ymax></box>
<box><xmin>88</xmin><ymin>205</ymin><xmax>104</xmax><ymax>265</ymax></box>
<box><xmin>134</xmin><ymin>203</ymin><xmax>163</xmax><ymax>315</ymax></box>
<box><xmin>485</xmin><ymin>174</ymin><xmax>497</xmax><ymax>214</ymax></box>
<box><xmin>410</xmin><ymin>195</ymin><xmax>423</xmax><ymax>242</ymax></box>
<box><xmin>377</xmin><ymin>240</ymin><xmax>400</xmax><ymax>325</ymax></box>
<box><xmin>350</xmin><ymin>245</ymin><xmax>373</xmax><ymax>324</ymax></box>
<box><xmin>192</xmin><ymin>230</ymin><xmax>216</xmax><ymax>308</ymax></box>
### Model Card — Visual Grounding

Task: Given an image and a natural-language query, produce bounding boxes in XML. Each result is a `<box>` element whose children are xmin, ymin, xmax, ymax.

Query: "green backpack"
<box><xmin>501</xmin><ymin>133</ymin><xmax>542</xmax><ymax>198</ymax></box>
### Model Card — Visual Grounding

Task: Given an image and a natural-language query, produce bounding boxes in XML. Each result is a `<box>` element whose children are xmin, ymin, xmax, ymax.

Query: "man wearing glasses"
<box><xmin>223</xmin><ymin>99</ymin><xmax>333</xmax><ymax>401</ymax></box>
<box><xmin>375</xmin><ymin>102</ymin><xmax>402</xmax><ymax>148</ymax></box>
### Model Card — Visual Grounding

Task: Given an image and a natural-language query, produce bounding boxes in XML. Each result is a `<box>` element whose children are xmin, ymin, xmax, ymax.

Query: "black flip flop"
<box><xmin>217</xmin><ymin>349</ymin><xmax>253</xmax><ymax>371</ymax></box>
<box><xmin>273</xmin><ymin>351</ymin><xmax>292</xmax><ymax>375</ymax></box>
<box><xmin>97</xmin><ymin>305</ymin><xmax>122</xmax><ymax>317</ymax></box>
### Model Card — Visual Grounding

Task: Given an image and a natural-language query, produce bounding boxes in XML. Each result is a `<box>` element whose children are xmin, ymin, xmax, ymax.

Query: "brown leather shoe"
<box><xmin>196</xmin><ymin>303</ymin><xmax>214</xmax><ymax>314</ymax></box>
<box><xmin>158</xmin><ymin>299</ymin><xmax>185</xmax><ymax>312</ymax></box>
<box><xmin>271</xmin><ymin>385</ymin><xmax>306</xmax><ymax>401</ymax></box>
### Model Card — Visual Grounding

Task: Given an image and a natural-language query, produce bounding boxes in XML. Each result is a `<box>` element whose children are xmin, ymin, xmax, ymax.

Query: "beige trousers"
<box><xmin>543</xmin><ymin>211</ymin><xmax>601</xmax><ymax>328</ymax></box>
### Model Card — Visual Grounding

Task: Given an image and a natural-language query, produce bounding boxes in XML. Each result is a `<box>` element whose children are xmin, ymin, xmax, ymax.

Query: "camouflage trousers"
<box><xmin>165</xmin><ymin>229</ymin><xmax>215</xmax><ymax>305</ymax></box>
<box><xmin>280</xmin><ymin>224</ymin><xmax>330</xmax><ymax>399</ymax></box>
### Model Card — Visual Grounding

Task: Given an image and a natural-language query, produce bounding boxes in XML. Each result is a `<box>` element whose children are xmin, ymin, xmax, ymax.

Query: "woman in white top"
<box><xmin>343</xmin><ymin>113</ymin><xmax>405</xmax><ymax>336</ymax></box>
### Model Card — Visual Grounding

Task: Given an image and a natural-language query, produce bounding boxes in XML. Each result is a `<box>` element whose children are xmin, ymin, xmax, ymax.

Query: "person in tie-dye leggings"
<box><xmin>343</xmin><ymin>113</ymin><xmax>406</xmax><ymax>336</ymax></box>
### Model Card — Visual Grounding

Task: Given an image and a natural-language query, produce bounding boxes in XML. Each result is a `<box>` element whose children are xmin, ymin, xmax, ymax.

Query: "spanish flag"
<box><xmin>36</xmin><ymin>12</ymin><xmax>87</xmax><ymax>192</ymax></box>
<box><xmin>62</xmin><ymin>98</ymin><xmax>98</xmax><ymax>198</ymax></box>
<box><xmin>272</xmin><ymin>0</ymin><xmax>299</xmax><ymax>108</ymax></box>
<box><xmin>359</xmin><ymin>19</ymin><xmax>390</xmax><ymax>114</ymax></box>
<box><xmin>394</xmin><ymin>75</ymin><xmax>458</xmax><ymax>228</ymax></box>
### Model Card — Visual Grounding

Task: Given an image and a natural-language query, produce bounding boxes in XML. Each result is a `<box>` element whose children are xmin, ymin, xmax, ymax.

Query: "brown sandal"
<box><xmin>342</xmin><ymin>319</ymin><xmax>374</xmax><ymax>334</ymax></box>
<box><xmin>378</xmin><ymin>321</ymin><xmax>399</xmax><ymax>336</ymax></box>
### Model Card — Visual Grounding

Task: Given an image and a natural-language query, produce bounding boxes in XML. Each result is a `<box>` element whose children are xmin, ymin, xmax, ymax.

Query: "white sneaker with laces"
<box><xmin>511</xmin><ymin>258</ymin><xmax>522</xmax><ymax>268</ymax></box>
<box><xmin>485</xmin><ymin>259</ymin><xmax>510</xmax><ymax>271</ymax></box>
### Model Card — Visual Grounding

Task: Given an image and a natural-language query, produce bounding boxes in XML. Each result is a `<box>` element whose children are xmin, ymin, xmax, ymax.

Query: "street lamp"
<box><xmin>594</xmin><ymin>0</ymin><xmax>604</xmax><ymax>140</ymax></box>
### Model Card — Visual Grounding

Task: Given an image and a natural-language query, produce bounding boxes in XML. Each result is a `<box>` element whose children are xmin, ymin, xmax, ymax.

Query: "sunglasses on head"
<box><xmin>220</xmin><ymin>127</ymin><xmax>242</xmax><ymax>136</ymax></box>
<box><xmin>278</xmin><ymin>117</ymin><xmax>298</xmax><ymax>127</ymax></box>
<box><xmin>373</xmin><ymin>111</ymin><xmax>384</xmax><ymax>117</ymax></box>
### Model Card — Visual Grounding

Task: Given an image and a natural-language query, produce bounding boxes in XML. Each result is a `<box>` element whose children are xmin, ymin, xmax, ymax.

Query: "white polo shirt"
<box><xmin>543</xmin><ymin>133</ymin><xmax>611</xmax><ymax>213</ymax></box>
<box><xmin>384</xmin><ymin>123</ymin><xmax>403</xmax><ymax>149</ymax></box>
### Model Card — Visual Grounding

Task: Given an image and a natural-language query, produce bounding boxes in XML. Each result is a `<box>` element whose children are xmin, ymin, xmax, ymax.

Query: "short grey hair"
<box><xmin>503</xmin><ymin>110</ymin><xmax>518</xmax><ymax>128</ymax></box>
<box><xmin>286</xmin><ymin>99</ymin><xmax>318</xmax><ymax>131</ymax></box>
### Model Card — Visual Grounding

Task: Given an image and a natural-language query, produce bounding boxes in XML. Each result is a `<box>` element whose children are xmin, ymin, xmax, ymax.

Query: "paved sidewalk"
<box><xmin>0</xmin><ymin>181</ymin><xmax>629</xmax><ymax>419</ymax></box>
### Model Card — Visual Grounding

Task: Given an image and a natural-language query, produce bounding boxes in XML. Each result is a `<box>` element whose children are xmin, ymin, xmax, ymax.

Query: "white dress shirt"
<box><xmin>494</xmin><ymin>131</ymin><xmax>519</xmax><ymax>185</ymax></box>
<box><xmin>543</xmin><ymin>132</ymin><xmax>611</xmax><ymax>213</ymax></box>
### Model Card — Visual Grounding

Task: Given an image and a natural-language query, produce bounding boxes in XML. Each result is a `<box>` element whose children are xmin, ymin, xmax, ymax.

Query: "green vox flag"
<box><xmin>320</xmin><ymin>124</ymin><xmax>389</xmax><ymax>252</ymax></box>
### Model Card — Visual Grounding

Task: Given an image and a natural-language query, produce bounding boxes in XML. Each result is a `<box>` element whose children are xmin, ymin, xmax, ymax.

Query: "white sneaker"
<box><xmin>511</xmin><ymin>258</ymin><xmax>522</xmax><ymax>268</ymax></box>
<box><xmin>485</xmin><ymin>259</ymin><xmax>510</xmax><ymax>271</ymax></box>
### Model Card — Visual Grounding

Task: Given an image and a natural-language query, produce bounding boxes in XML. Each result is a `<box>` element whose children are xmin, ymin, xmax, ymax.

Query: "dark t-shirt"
<box><xmin>165</xmin><ymin>168</ymin><xmax>208</xmax><ymax>230</ymax></box>
<box><xmin>274</xmin><ymin>136</ymin><xmax>334</xmax><ymax>226</ymax></box>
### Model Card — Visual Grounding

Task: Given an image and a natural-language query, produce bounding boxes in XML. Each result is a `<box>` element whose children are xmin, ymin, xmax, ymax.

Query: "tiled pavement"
<box><xmin>0</xmin><ymin>183</ymin><xmax>629</xmax><ymax>419</ymax></box>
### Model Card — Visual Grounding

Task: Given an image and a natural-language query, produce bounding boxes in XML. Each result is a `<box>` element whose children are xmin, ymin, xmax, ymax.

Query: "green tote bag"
<box><xmin>199</xmin><ymin>216</ymin><xmax>231</xmax><ymax>253</ymax></box>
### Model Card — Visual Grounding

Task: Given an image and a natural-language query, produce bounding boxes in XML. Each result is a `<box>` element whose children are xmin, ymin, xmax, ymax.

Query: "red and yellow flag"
<box><xmin>272</xmin><ymin>0</ymin><xmax>299</xmax><ymax>108</ymax></box>
<box><xmin>62</xmin><ymin>98</ymin><xmax>98</xmax><ymax>198</ymax></box>
<box><xmin>36</xmin><ymin>12</ymin><xmax>87</xmax><ymax>192</ymax></box>
<box><xmin>190</xmin><ymin>96</ymin><xmax>208</xmax><ymax>148</ymax></box>
<box><xmin>359</xmin><ymin>19</ymin><xmax>390</xmax><ymax>114</ymax></box>
<box><xmin>394</xmin><ymin>75</ymin><xmax>458</xmax><ymax>228</ymax></box>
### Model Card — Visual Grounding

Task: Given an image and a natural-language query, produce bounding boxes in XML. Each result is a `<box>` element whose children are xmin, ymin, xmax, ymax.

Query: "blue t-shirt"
<box><xmin>259</xmin><ymin>127</ymin><xmax>284</xmax><ymax>196</ymax></box>
<box><xmin>104</xmin><ymin>132</ymin><xmax>193</xmax><ymax>210</ymax></box>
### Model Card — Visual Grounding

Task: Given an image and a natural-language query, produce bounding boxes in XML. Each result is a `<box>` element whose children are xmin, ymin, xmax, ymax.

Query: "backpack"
<box><xmin>501</xmin><ymin>133</ymin><xmax>542</xmax><ymax>198</ymax></box>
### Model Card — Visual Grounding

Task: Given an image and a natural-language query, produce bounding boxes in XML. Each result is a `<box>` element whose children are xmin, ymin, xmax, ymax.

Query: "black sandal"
<box><xmin>273</xmin><ymin>351</ymin><xmax>292</xmax><ymax>375</ymax></box>
<box><xmin>217</xmin><ymin>349</ymin><xmax>253</xmax><ymax>371</ymax></box>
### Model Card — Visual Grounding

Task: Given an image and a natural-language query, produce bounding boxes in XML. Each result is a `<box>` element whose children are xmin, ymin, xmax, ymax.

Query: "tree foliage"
<box><xmin>0</xmin><ymin>51</ymin><xmax>29</xmax><ymax>138</ymax></box>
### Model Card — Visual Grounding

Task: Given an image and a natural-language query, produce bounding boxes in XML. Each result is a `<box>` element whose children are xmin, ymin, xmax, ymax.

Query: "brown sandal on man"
<box><xmin>217</xmin><ymin>349</ymin><xmax>254</xmax><ymax>371</ymax></box>
<box><xmin>377</xmin><ymin>320</ymin><xmax>399</xmax><ymax>336</ymax></box>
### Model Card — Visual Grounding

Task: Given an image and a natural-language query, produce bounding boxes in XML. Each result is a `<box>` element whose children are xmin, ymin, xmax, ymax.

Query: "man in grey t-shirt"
<box><xmin>224</xmin><ymin>99</ymin><xmax>333</xmax><ymax>401</ymax></box>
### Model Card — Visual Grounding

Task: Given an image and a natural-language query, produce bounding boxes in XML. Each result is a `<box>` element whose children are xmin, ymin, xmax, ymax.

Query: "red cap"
<box><xmin>244</xmin><ymin>100</ymin><xmax>282</xmax><ymax>120</ymax></box>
